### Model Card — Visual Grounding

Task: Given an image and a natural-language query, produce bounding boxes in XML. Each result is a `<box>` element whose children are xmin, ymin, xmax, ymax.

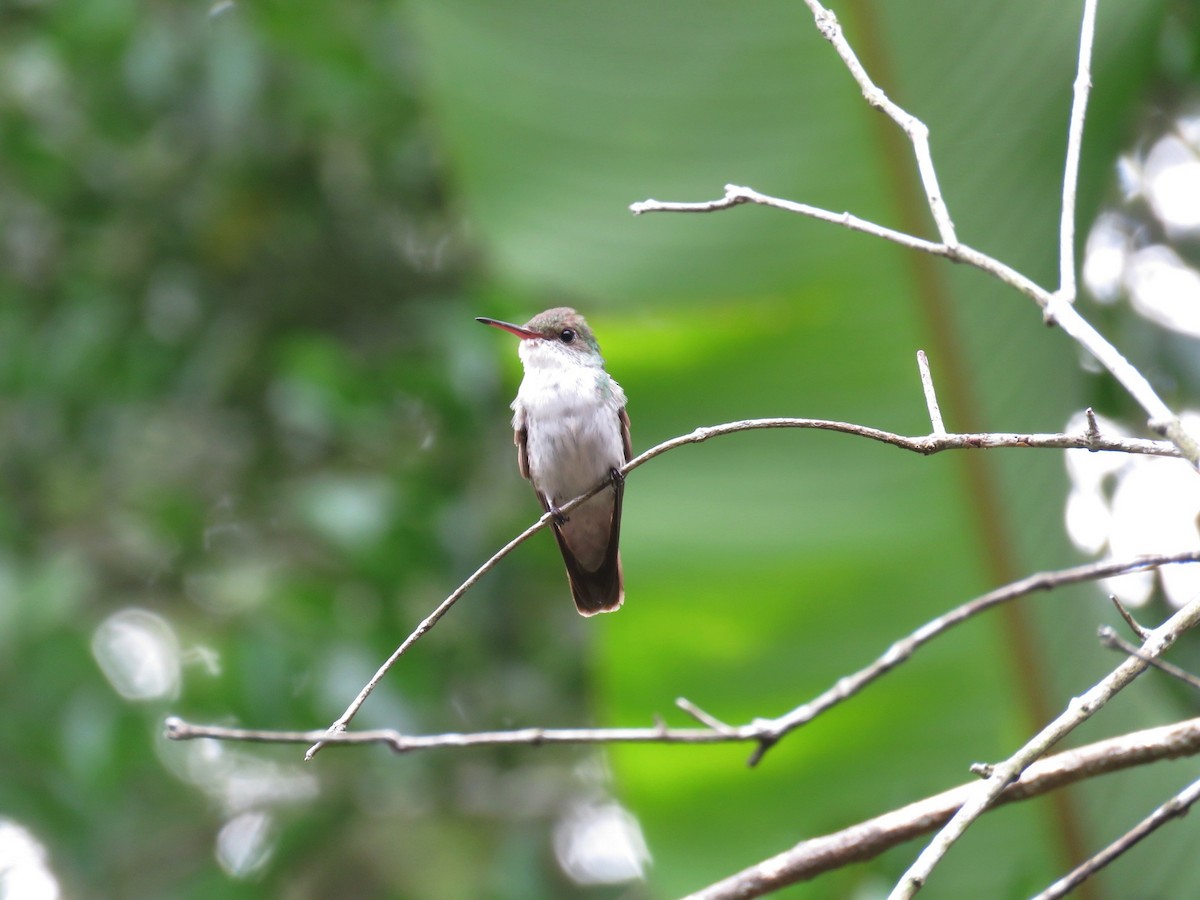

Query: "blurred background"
<box><xmin>2</xmin><ymin>0</ymin><xmax>1200</xmax><ymax>897</ymax></box>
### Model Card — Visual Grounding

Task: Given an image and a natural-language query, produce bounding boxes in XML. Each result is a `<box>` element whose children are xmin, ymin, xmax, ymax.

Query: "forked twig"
<box><xmin>1109</xmin><ymin>594</ymin><xmax>1151</xmax><ymax>640</ymax></box>
<box><xmin>1099</xmin><ymin>625</ymin><xmax>1200</xmax><ymax>692</ymax></box>
<box><xmin>890</xmin><ymin>593</ymin><xmax>1200</xmax><ymax>899</ymax></box>
<box><xmin>630</xmin><ymin>0</ymin><xmax>1199</xmax><ymax>467</ymax></box>
<box><xmin>801</xmin><ymin>1</ymin><xmax>957</xmax><ymax>246</ymax></box>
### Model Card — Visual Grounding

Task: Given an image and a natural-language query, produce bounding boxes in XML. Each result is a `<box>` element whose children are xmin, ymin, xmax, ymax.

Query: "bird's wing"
<box><xmin>619</xmin><ymin>406</ymin><xmax>632</xmax><ymax>463</ymax></box>
<box><xmin>514</xmin><ymin>408</ymin><xmax>530</xmax><ymax>481</ymax></box>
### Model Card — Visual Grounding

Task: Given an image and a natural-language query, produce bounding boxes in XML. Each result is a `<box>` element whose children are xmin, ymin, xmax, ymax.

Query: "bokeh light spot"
<box><xmin>553</xmin><ymin>801</ymin><xmax>650</xmax><ymax>885</ymax></box>
<box><xmin>91</xmin><ymin>608</ymin><xmax>181</xmax><ymax>701</ymax></box>
<box><xmin>0</xmin><ymin>819</ymin><xmax>60</xmax><ymax>900</ymax></box>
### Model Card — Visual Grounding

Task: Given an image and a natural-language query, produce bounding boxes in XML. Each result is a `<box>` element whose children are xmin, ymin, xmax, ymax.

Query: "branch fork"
<box><xmin>631</xmin><ymin>2</ymin><xmax>1197</xmax><ymax>468</ymax></box>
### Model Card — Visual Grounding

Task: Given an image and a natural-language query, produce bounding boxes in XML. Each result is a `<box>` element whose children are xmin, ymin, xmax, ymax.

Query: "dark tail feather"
<box><xmin>562</xmin><ymin>547</ymin><xmax>624</xmax><ymax>615</ymax></box>
<box><xmin>550</xmin><ymin>477</ymin><xmax>625</xmax><ymax>616</ymax></box>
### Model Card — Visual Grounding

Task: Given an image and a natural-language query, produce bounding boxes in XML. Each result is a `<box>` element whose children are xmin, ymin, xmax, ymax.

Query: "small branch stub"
<box><xmin>1109</xmin><ymin>594</ymin><xmax>1150</xmax><ymax>641</ymax></box>
<box><xmin>917</xmin><ymin>351</ymin><xmax>946</xmax><ymax>434</ymax></box>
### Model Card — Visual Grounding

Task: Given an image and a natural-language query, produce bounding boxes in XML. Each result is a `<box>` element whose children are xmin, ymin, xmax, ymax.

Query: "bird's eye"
<box><xmin>559</xmin><ymin>329</ymin><xmax>576</xmax><ymax>344</ymax></box>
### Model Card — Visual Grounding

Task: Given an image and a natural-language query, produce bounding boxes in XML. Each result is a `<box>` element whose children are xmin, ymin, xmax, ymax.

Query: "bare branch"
<box><xmin>302</xmin><ymin>414</ymin><xmax>1178</xmax><ymax>759</ymax></box>
<box><xmin>169</xmin><ymin>716</ymin><xmax>745</xmax><ymax>752</ymax></box>
<box><xmin>1056</xmin><ymin>0</ymin><xmax>1099</xmax><ymax>309</ymax></box>
<box><xmin>676</xmin><ymin>697</ymin><xmax>737</xmax><ymax>735</ymax></box>
<box><xmin>686</xmin><ymin>719</ymin><xmax>1200</xmax><ymax>900</ymax></box>
<box><xmin>890</xmin><ymin>593</ymin><xmax>1200</xmax><ymax>899</ymax></box>
<box><xmin>1032</xmin><ymin>773</ymin><xmax>1200</xmax><ymax>900</ymax></box>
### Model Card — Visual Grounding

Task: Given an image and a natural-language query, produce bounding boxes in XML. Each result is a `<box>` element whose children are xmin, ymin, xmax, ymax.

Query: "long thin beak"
<box><xmin>476</xmin><ymin>317</ymin><xmax>540</xmax><ymax>339</ymax></box>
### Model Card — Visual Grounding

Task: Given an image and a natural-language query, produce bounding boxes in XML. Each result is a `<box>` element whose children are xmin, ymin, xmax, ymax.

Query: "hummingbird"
<box><xmin>477</xmin><ymin>308</ymin><xmax>631</xmax><ymax>615</ymax></box>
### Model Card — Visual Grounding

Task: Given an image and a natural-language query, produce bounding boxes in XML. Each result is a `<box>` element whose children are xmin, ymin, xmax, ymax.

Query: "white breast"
<box><xmin>514</xmin><ymin>340</ymin><xmax>625</xmax><ymax>489</ymax></box>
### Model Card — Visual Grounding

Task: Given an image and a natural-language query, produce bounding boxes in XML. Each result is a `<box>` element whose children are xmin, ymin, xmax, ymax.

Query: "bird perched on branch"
<box><xmin>477</xmin><ymin>308</ymin><xmax>630</xmax><ymax>615</ymax></box>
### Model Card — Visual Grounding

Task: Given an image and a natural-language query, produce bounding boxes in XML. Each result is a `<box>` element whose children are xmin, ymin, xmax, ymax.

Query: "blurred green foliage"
<box><xmin>0</xmin><ymin>2</ymin><xmax>597</xmax><ymax>897</ymax></box>
<box><xmin>1</xmin><ymin>0</ymin><xmax>1198</xmax><ymax>898</ymax></box>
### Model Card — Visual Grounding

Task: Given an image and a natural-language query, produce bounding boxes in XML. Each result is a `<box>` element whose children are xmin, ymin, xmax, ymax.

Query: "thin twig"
<box><xmin>631</xmin><ymin>184</ymin><xmax>947</xmax><ymax>259</ymax></box>
<box><xmin>746</xmin><ymin>551</ymin><xmax>1200</xmax><ymax>767</ymax></box>
<box><xmin>686</xmin><ymin>718</ymin><xmax>1200</xmax><ymax>900</ymax></box>
<box><xmin>1031</xmin><ymin>774</ymin><xmax>1200</xmax><ymax>900</ymax></box>
<box><xmin>916</xmin><ymin>351</ymin><xmax>945</xmax><ymax>434</ymax></box>
<box><xmin>631</xmin><ymin>185</ymin><xmax>1041</xmax><ymax>310</ymax></box>
<box><xmin>1055</xmin><ymin>0</ymin><xmax>1099</xmax><ymax>312</ymax></box>
<box><xmin>1109</xmin><ymin>594</ymin><xmax>1150</xmax><ymax>640</ymax></box>
<box><xmin>1099</xmin><ymin>625</ymin><xmax>1200</xmax><ymax>692</ymax></box>
<box><xmin>676</xmin><ymin>697</ymin><xmax>736</xmax><ymax>735</ymax></box>
<box><xmin>303</xmin><ymin>471</ymin><xmax>618</xmax><ymax>760</ymax></box>
<box><xmin>890</xmin><ymin>593</ymin><xmax>1200</xmax><ymax>899</ymax></box>
<box><xmin>627</xmin><ymin>418</ymin><xmax>1176</xmax><ymax>464</ymax></box>
<box><xmin>302</xmin><ymin>416</ymin><xmax>1178</xmax><ymax>758</ymax></box>
<box><xmin>799</xmin><ymin>0</ymin><xmax>957</xmax><ymax>246</ymax></box>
